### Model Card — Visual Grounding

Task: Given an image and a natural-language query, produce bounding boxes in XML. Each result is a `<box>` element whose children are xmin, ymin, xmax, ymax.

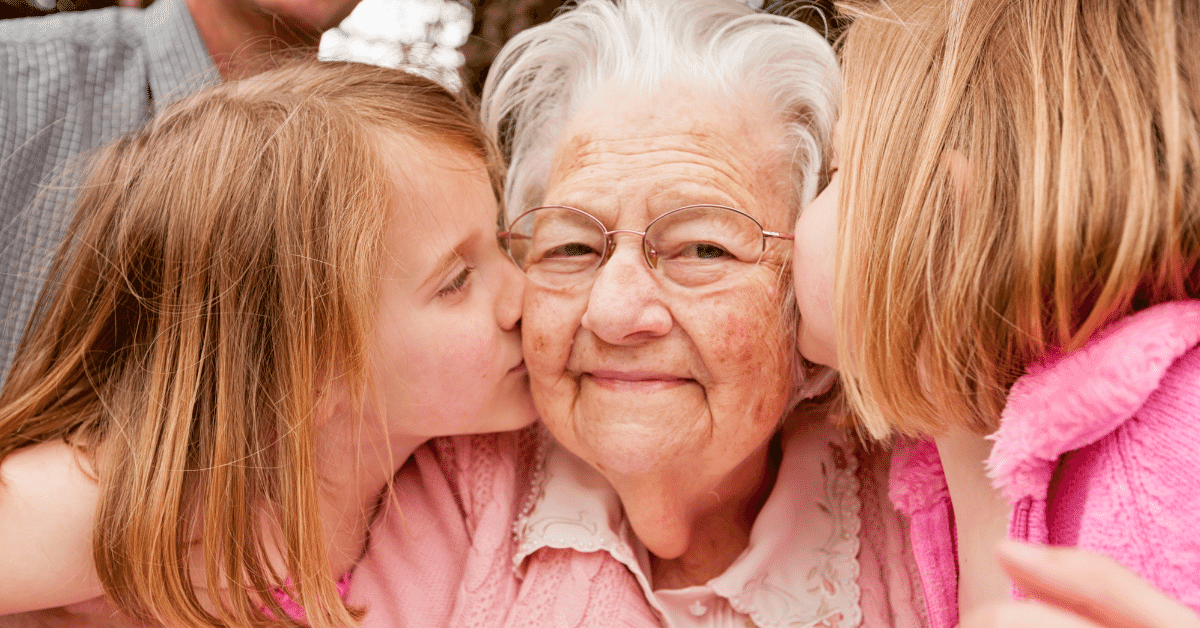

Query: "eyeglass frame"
<box><xmin>496</xmin><ymin>203</ymin><xmax>795</xmax><ymax>285</ymax></box>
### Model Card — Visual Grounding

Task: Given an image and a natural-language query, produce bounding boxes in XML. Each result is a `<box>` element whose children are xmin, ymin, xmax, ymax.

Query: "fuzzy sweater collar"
<box><xmin>986</xmin><ymin>300</ymin><xmax>1200</xmax><ymax>503</ymax></box>
<box><xmin>888</xmin><ymin>301</ymin><xmax>1200</xmax><ymax>512</ymax></box>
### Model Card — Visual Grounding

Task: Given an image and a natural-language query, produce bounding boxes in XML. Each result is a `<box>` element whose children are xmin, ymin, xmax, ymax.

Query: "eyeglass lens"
<box><xmin>503</xmin><ymin>205</ymin><xmax>768</xmax><ymax>289</ymax></box>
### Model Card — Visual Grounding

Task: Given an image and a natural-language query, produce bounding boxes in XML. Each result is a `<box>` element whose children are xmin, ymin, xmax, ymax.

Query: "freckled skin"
<box><xmin>522</xmin><ymin>82</ymin><xmax>798</xmax><ymax>573</ymax></box>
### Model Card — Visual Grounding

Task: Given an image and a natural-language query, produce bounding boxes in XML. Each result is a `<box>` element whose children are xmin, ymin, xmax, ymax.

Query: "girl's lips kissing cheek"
<box><xmin>583</xmin><ymin>370</ymin><xmax>691</xmax><ymax>391</ymax></box>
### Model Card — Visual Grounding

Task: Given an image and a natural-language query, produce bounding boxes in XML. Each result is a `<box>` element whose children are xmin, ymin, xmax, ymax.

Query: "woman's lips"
<box><xmin>508</xmin><ymin>360</ymin><xmax>527</xmax><ymax>374</ymax></box>
<box><xmin>583</xmin><ymin>370</ymin><xmax>691</xmax><ymax>391</ymax></box>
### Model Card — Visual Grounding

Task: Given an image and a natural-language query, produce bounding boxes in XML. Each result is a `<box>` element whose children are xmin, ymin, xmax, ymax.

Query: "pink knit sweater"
<box><xmin>889</xmin><ymin>300</ymin><xmax>1200</xmax><ymax>628</ymax></box>
<box><xmin>349</xmin><ymin>426</ymin><xmax>927</xmax><ymax>627</ymax></box>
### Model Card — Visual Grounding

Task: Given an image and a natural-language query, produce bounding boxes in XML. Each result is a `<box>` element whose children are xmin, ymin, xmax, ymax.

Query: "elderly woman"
<box><xmin>347</xmin><ymin>1</ymin><xmax>924</xmax><ymax>627</ymax></box>
<box><xmin>486</xmin><ymin>0</ymin><xmax>926</xmax><ymax>625</ymax></box>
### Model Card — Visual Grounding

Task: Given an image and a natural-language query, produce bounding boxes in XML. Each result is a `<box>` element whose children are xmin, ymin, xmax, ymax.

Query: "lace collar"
<box><xmin>513</xmin><ymin>415</ymin><xmax>863</xmax><ymax>628</ymax></box>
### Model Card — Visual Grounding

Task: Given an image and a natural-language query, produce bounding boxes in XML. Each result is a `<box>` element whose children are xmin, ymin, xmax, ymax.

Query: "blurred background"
<box><xmin>320</xmin><ymin>0</ymin><xmax>572</xmax><ymax>95</ymax></box>
<box><xmin>0</xmin><ymin>0</ymin><xmax>840</xmax><ymax>96</ymax></box>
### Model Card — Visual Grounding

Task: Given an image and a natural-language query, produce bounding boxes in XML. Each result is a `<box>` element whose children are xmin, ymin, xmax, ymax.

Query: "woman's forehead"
<box><xmin>544</xmin><ymin>87</ymin><xmax>795</xmax><ymax>226</ymax></box>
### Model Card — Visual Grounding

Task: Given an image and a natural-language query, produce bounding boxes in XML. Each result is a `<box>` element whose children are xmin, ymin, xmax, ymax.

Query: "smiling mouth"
<box><xmin>583</xmin><ymin>371</ymin><xmax>691</xmax><ymax>391</ymax></box>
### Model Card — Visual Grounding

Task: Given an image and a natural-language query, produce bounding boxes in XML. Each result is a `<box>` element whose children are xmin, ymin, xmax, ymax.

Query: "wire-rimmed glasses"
<box><xmin>498</xmin><ymin>204</ymin><xmax>794</xmax><ymax>289</ymax></box>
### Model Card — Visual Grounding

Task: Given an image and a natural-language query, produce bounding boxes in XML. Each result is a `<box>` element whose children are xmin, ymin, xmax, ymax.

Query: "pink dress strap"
<box><xmin>271</xmin><ymin>572</ymin><xmax>354</xmax><ymax>621</ymax></box>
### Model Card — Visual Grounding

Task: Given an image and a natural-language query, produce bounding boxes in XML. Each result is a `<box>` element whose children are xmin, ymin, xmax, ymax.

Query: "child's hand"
<box><xmin>962</xmin><ymin>541</ymin><xmax>1200</xmax><ymax>628</ymax></box>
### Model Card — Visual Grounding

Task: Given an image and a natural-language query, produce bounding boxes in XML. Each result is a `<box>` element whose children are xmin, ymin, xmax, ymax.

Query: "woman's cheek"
<box><xmin>522</xmin><ymin>290</ymin><xmax>581</xmax><ymax>373</ymax></box>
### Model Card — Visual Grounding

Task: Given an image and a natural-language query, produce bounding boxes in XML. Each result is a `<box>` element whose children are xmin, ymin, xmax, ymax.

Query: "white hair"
<box><xmin>480</xmin><ymin>0</ymin><xmax>841</xmax><ymax>218</ymax></box>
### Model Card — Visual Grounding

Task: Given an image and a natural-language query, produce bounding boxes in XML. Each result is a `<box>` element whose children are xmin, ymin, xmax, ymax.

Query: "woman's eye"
<box><xmin>543</xmin><ymin>242</ymin><xmax>599</xmax><ymax>258</ymax></box>
<box><xmin>436</xmin><ymin>267</ymin><xmax>473</xmax><ymax>297</ymax></box>
<box><xmin>680</xmin><ymin>242</ymin><xmax>729</xmax><ymax>260</ymax></box>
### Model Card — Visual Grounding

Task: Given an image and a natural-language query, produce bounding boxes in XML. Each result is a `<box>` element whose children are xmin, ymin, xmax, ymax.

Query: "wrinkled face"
<box><xmin>522</xmin><ymin>85</ymin><xmax>797</xmax><ymax>479</ymax></box>
<box><xmin>792</xmin><ymin>164</ymin><xmax>839</xmax><ymax>369</ymax></box>
<box><xmin>368</xmin><ymin>139</ymin><xmax>536</xmax><ymax>440</ymax></box>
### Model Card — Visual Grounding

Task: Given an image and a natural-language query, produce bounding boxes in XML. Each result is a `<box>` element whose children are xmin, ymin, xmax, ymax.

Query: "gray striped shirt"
<box><xmin>0</xmin><ymin>0</ymin><xmax>217</xmax><ymax>384</ymax></box>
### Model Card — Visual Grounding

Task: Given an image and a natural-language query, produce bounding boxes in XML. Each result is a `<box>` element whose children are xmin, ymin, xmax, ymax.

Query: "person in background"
<box><xmin>0</xmin><ymin>59</ymin><xmax>535</xmax><ymax>628</ymax></box>
<box><xmin>0</xmin><ymin>0</ymin><xmax>361</xmax><ymax>386</ymax></box>
<box><xmin>790</xmin><ymin>0</ymin><xmax>1200</xmax><ymax>626</ymax></box>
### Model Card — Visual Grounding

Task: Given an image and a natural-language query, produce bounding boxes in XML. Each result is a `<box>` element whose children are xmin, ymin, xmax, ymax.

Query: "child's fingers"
<box><xmin>994</xmin><ymin>541</ymin><xmax>1200</xmax><ymax>628</ymax></box>
<box><xmin>963</xmin><ymin>599</ymin><xmax>1103</xmax><ymax>628</ymax></box>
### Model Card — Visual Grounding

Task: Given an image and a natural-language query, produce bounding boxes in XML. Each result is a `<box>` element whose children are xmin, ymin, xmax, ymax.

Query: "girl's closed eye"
<box><xmin>437</xmin><ymin>266</ymin><xmax>473</xmax><ymax>297</ymax></box>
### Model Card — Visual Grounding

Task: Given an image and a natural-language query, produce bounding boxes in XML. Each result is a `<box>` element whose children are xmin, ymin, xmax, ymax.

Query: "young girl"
<box><xmin>792</xmin><ymin>0</ymin><xmax>1200</xmax><ymax>626</ymax></box>
<box><xmin>0</xmin><ymin>59</ymin><xmax>536</xmax><ymax>627</ymax></box>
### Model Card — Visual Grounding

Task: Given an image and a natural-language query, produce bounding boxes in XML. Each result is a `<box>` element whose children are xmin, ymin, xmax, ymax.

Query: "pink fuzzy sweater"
<box><xmin>348</xmin><ymin>425</ymin><xmax>926</xmax><ymax>627</ymax></box>
<box><xmin>889</xmin><ymin>300</ymin><xmax>1200</xmax><ymax>628</ymax></box>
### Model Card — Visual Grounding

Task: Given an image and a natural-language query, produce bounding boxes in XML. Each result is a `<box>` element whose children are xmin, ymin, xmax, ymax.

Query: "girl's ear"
<box><xmin>941</xmin><ymin>149</ymin><xmax>971</xmax><ymax>206</ymax></box>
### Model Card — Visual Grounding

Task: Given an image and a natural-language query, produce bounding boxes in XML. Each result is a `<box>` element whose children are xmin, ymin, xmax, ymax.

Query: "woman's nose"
<box><xmin>580</xmin><ymin>239</ymin><xmax>671</xmax><ymax>344</ymax></box>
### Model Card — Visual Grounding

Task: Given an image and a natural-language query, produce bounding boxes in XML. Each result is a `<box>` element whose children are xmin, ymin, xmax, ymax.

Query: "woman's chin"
<box><xmin>567</xmin><ymin>420</ymin><xmax>703</xmax><ymax>477</ymax></box>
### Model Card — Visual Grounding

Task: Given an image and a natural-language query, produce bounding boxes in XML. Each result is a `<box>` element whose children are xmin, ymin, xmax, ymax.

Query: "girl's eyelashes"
<box><xmin>436</xmin><ymin>266</ymin><xmax>474</xmax><ymax>297</ymax></box>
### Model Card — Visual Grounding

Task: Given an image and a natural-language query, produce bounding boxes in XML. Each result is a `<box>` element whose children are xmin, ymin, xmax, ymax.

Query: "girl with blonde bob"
<box><xmin>0</xmin><ymin>60</ymin><xmax>536</xmax><ymax>627</ymax></box>
<box><xmin>793</xmin><ymin>0</ymin><xmax>1200</xmax><ymax>626</ymax></box>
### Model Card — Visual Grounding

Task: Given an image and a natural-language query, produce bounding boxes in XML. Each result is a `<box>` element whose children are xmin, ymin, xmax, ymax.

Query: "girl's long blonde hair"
<box><xmin>836</xmin><ymin>0</ymin><xmax>1200</xmax><ymax>438</ymax></box>
<box><xmin>0</xmin><ymin>60</ymin><xmax>500</xmax><ymax>627</ymax></box>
